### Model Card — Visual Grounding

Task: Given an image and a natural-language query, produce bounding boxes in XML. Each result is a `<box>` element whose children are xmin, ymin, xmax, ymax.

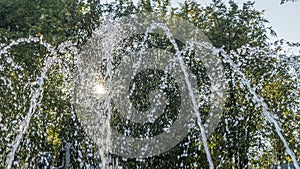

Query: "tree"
<box><xmin>281</xmin><ymin>0</ymin><xmax>298</xmax><ymax>4</ymax></box>
<box><xmin>104</xmin><ymin>0</ymin><xmax>299</xmax><ymax>168</ymax></box>
<box><xmin>97</xmin><ymin>0</ymin><xmax>297</xmax><ymax>168</ymax></box>
<box><xmin>177</xmin><ymin>1</ymin><xmax>299</xmax><ymax>168</ymax></box>
<box><xmin>0</xmin><ymin>0</ymin><xmax>299</xmax><ymax>168</ymax></box>
<box><xmin>0</xmin><ymin>0</ymin><xmax>102</xmax><ymax>168</ymax></box>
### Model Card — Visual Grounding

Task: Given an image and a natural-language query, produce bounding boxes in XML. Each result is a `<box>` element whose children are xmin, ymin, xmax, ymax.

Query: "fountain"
<box><xmin>0</xmin><ymin>12</ymin><xmax>299</xmax><ymax>169</ymax></box>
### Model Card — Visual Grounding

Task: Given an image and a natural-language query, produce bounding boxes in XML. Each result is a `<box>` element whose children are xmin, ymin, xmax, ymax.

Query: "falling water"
<box><xmin>1</xmin><ymin>37</ymin><xmax>77</xmax><ymax>169</ymax></box>
<box><xmin>149</xmin><ymin>23</ymin><xmax>216</xmax><ymax>169</ymax></box>
<box><xmin>148</xmin><ymin>23</ymin><xmax>300</xmax><ymax>168</ymax></box>
<box><xmin>220</xmin><ymin>47</ymin><xmax>300</xmax><ymax>169</ymax></box>
<box><xmin>1</xmin><ymin>17</ymin><xmax>299</xmax><ymax>169</ymax></box>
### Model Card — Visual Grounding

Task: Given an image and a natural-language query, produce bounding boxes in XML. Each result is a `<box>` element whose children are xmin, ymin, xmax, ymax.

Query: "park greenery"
<box><xmin>0</xmin><ymin>0</ymin><xmax>299</xmax><ymax>168</ymax></box>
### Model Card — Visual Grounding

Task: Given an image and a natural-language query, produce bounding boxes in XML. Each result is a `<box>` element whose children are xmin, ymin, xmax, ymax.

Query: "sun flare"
<box><xmin>94</xmin><ymin>84</ymin><xmax>106</xmax><ymax>95</ymax></box>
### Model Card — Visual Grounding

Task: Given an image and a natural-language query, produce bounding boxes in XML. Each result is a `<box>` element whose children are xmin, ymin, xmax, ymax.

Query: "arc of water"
<box><xmin>219</xmin><ymin>48</ymin><xmax>300</xmax><ymax>169</ymax></box>
<box><xmin>150</xmin><ymin>23</ymin><xmax>215</xmax><ymax>169</ymax></box>
<box><xmin>4</xmin><ymin>38</ymin><xmax>75</xmax><ymax>169</ymax></box>
<box><xmin>6</xmin><ymin>57</ymin><xmax>54</xmax><ymax>169</ymax></box>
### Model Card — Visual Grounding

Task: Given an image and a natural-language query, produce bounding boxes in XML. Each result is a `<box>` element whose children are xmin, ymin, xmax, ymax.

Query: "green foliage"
<box><xmin>0</xmin><ymin>0</ymin><xmax>299</xmax><ymax>168</ymax></box>
<box><xmin>281</xmin><ymin>0</ymin><xmax>298</xmax><ymax>4</ymax></box>
<box><xmin>0</xmin><ymin>0</ymin><xmax>100</xmax><ymax>45</ymax></box>
<box><xmin>177</xmin><ymin>0</ymin><xmax>274</xmax><ymax>52</ymax></box>
<box><xmin>0</xmin><ymin>0</ymin><xmax>101</xmax><ymax>168</ymax></box>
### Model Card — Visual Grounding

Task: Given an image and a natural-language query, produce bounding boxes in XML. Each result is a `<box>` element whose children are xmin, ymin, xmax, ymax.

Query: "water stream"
<box><xmin>1</xmin><ymin>19</ymin><xmax>299</xmax><ymax>168</ymax></box>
